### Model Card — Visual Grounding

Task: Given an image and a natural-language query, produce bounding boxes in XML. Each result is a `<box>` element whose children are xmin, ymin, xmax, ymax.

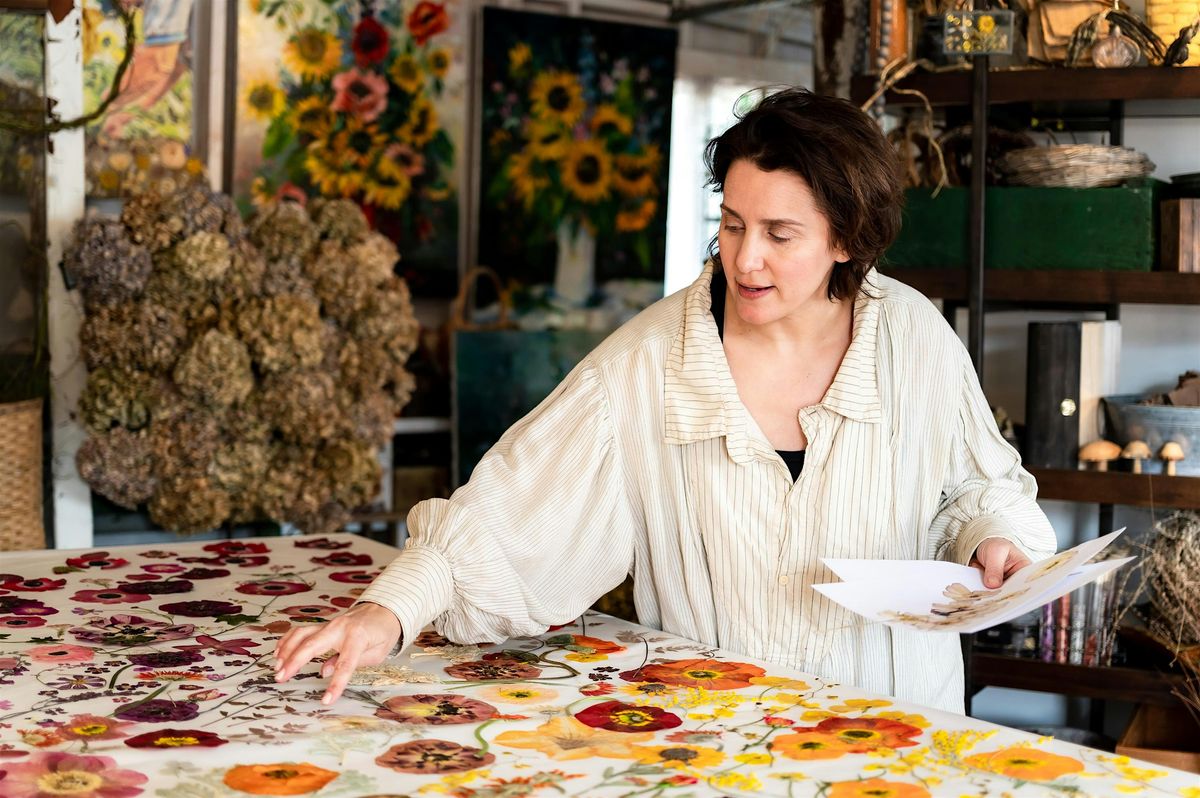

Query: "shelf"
<box><xmin>880</xmin><ymin>268</ymin><xmax>1200</xmax><ymax>305</ymax></box>
<box><xmin>1028</xmin><ymin>468</ymin><xmax>1200</xmax><ymax>510</ymax></box>
<box><xmin>394</xmin><ymin>416</ymin><xmax>451</xmax><ymax>434</ymax></box>
<box><xmin>851</xmin><ymin>66</ymin><xmax>1200</xmax><ymax>107</ymax></box>
<box><xmin>971</xmin><ymin>653</ymin><xmax>1187</xmax><ymax>706</ymax></box>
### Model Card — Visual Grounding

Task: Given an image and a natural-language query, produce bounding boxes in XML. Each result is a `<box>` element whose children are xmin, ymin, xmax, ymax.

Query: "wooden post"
<box><xmin>44</xmin><ymin>3</ymin><xmax>92</xmax><ymax>549</ymax></box>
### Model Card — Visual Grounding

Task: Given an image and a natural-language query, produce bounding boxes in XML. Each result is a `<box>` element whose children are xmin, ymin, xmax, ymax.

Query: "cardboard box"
<box><xmin>1116</xmin><ymin>703</ymin><xmax>1200</xmax><ymax>774</ymax></box>
<box><xmin>1161</xmin><ymin>199</ymin><xmax>1199</xmax><ymax>273</ymax></box>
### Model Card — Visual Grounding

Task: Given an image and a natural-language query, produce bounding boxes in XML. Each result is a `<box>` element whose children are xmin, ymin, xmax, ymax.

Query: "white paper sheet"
<box><xmin>813</xmin><ymin>530</ymin><xmax>1133</xmax><ymax>633</ymax></box>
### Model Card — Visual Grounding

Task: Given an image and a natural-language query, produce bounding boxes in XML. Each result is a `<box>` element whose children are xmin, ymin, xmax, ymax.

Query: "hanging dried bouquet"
<box><xmin>70</xmin><ymin>186</ymin><xmax>418</xmax><ymax>535</ymax></box>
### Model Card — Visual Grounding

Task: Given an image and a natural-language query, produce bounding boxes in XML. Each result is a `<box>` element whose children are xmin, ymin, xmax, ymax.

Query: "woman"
<box><xmin>274</xmin><ymin>88</ymin><xmax>1056</xmax><ymax>713</ymax></box>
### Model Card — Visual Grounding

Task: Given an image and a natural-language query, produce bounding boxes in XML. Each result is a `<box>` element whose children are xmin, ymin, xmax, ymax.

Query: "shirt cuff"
<box><xmin>949</xmin><ymin>514</ymin><xmax>1032</xmax><ymax>566</ymax></box>
<box><xmin>354</xmin><ymin>544</ymin><xmax>455</xmax><ymax>656</ymax></box>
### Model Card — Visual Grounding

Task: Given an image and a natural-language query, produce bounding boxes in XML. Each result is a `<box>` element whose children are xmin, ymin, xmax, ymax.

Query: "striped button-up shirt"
<box><xmin>359</xmin><ymin>263</ymin><xmax>1057</xmax><ymax>713</ymax></box>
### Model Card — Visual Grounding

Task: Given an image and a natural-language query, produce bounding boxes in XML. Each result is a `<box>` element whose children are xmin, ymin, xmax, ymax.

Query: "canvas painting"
<box><xmin>81</xmin><ymin>0</ymin><xmax>203</xmax><ymax>199</ymax></box>
<box><xmin>479</xmin><ymin>8</ymin><xmax>676</xmax><ymax>300</ymax></box>
<box><xmin>234</xmin><ymin>0</ymin><xmax>466</xmax><ymax>296</ymax></box>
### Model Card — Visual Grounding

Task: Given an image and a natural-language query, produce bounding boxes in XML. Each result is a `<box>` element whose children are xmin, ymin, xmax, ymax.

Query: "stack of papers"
<box><xmin>813</xmin><ymin>530</ymin><xmax>1133</xmax><ymax>633</ymax></box>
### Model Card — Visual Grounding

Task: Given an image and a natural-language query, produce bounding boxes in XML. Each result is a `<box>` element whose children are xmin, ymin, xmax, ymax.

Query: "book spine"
<box><xmin>1040</xmin><ymin>602</ymin><xmax>1056</xmax><ymax>662</ymax></box>
<box><xmin>1056</xmin><ymin>594</ymin><xmax>1071</xmax><ymax>664</ymax></box>
<box><xmin>1068</xmin><ymin>588</ymin><xmax>1086</xmax><ymax>664</ymax></box>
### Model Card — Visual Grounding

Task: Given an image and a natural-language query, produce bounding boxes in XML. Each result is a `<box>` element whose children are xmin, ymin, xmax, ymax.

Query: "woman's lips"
<box><xmin>737</xmin><ymin>282</ymin><xmax>773</xmax><ymax>299</ymax></box>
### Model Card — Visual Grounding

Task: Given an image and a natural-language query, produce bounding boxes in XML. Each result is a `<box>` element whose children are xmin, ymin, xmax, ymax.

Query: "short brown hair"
<box><xmin>705</xmin><ymin>87</ymin><xmax>903</xmax><ymax>301</ymax></box>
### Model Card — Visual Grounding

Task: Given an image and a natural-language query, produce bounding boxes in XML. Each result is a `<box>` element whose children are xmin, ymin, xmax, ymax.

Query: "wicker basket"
<box><xmin>0</xmin><ymin>398</ymin><xmax>45</xmax><ymax>551</ymax></box>
<box><xmin>1000</xmin><ymin>144</ymin><xmax>1155</xmax><ymax>188</ymax></box>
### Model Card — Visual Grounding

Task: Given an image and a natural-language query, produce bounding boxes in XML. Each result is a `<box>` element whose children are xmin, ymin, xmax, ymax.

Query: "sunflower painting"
<box><xmin>234</xmin><ymin>0</ymin><xmax>465</xmax><ymax>295</ymax></box>
<box><xmin>80</xmin><ymin>0</ymin><xmax>201</xmax><ymax>199</ymax></box>
<box><xmin>479</xmin><ymin>8</ymin><xmax>676</xmax><ymax>301</ymax></box>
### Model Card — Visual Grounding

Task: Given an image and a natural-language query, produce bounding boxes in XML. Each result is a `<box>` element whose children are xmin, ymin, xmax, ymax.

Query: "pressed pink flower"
<box><xmin>1</xmin><ymin>751</ymin><xmax>148</xmax><ymax>797</ymax></box>
<box><xmin>331</xmin><ymin>68</ymin><xmax>389</xmax><ymax>122</ymax></box>
<box><xmin>26</xmin><ymin>644</ymin><xmax>96</xmax><ymax>664</ymax></box>
<box><xmin>57</xmin><ymin>714</ymin><xmax>133</xmax><ymax>741</ymax></box>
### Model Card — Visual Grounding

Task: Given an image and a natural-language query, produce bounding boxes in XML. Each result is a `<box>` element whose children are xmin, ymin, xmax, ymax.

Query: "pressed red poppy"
<box><xmin>294</xmin><ymin>537</ymin><xmax>352</xmax><ymax>549</ymax></box>
<box><xmin>203</xmin><ymin>541</ymin><xmax>269</xmax><ymax>556</ymax></box>
<box><xmin>352</xmin><ymin>15</ymin><xmax>389</xmax><ymax>65</ymax></box>
<box><xmin>0</xmin><ymin>577</ymin><xmax>66</xmax><ymax>592</ymax></box>
<box><xmin>328</xmin><ymin>571</ymin><xmax>379</xmax><ymax>584</ymax></box>
<box><xmin>0</xmin><ymin>616</ymin><xmax>45</xmax><ymax>628</ymax></box>
<box><xmin>71</xmin><ymin>589</ymin><xmax>150</xmax><ymax>604</ymax></box>
<box><xmin>574</xmin><ymin>700</ymin><xmax>682</xmax><ymax>733</ymax></box>
<box><xmin>65</xmin><ymin>552</ymin><xmax>129</xmax><ymax>570</ymax></box>
<box><xmin>125</xmin><ymin>729</ymin><xmax>227</xmax><ymax>748</ymax></box>
<box><xmin>311</xmin><ymin>552</ymin><xmax>373</xmax><ymax>567</ymax></box>
<box><xmin>281</xmin><ymin>604</ymin><xmax>338</xmax><ymax>618</ymax></box>
<box><xmin>236</xmin><ymin>581</ymin><xmax>311</xmax><ymax>596</ymax></box>
<box><xmin>407</xmin><ymin>1</ymin><xmax>449</xmax><ymax>46</ymax></box>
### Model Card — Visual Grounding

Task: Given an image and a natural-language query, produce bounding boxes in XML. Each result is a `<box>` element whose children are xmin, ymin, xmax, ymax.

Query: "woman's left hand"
<box><xmin>970</xmin><ymin>537</ymin><xmax>1031</xmax><ymax>589</ymax></box>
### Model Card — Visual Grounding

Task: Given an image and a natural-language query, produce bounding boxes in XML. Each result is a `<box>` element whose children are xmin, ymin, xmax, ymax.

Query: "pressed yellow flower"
<box><xmin>400</xmin><ymin>97</ymin><xmax>439</xmax><ymax>147</ymax></box>
<box><xmin>634</xmin><ymin>744</ymin><xmax>725</xmax><ymax>770</ymax></box>
<box><xmin>244</xmin><ymin>79</ymin><xmax>285</xmax><ymax>122</ymax></box>
<box><xmin>1115</xmin><ymin>764</ymin><xmax>1169</xmax><ymax>781</ymax></box>
<box><xmin>97</xmin><ymin>169</ymin><xmax>121</xmax><ymax>192</ymax></box>
<box><xmin>285</xmin><ymin>26</ymin><xmax>342</xmax><ymax>80</ymax></box>
<box><xmin>735</xmin><ymin>752</ymin><xmax>772</xmax><ymax>765</ymax></box>
<box><xmin>562</xmin><ymin>140</ymin><xmax>612</xmax><ymax>203</ymax></box>
<box><xmin>801</xmin><ymin>710</ymin><xmax>837</xmax><ymax>721</ymax></box>
<box><xmin>1180</xmin><ymin>788</ymin><xmax>1200</xmax><ymax>798</ymax></box>
<box><xmin>565</xmin><ymin>652</ymin><xmax>607</xmax><ymax>662</ymax></box>
<box><xmin>771</xmin><ymin>772</ymin><xmax>809</xmax><ymax>781</ymax></box>
<box><xmin>1115</xmin><ymin>785</ymin><xmax>1145</xmax><ymax>794</ymax></box>
<box><xmin>530</xmin><ymin>71</ymin><xmax>585</xmax><ymax>127</ymax></box>
<box><xmin>508</xmin><ymin>42</ymin><xmax>532</xmax><ymax>73</ymax></box>
<box><xmin>527</xmin><ymin>119</ymin><xmax>571</xmax><ymax>162</ymax></box>
<box><xmin>830</xmin><ymin>698</ymin><xmax>893</xmax><ymax>713</ymax></box>
<box><xmin>390</xmin><ymin>53</ymin><xmax>424</xmax><ymax>93</ymax></box>
<box><xmin>977</xmin><ymin>14</ymin><xmax>996</xmax><ymax>33</ymax></box>
<box><xmin>590</xmin><ymin>104</ymin><xmax>633</xmax><ymax>137</ymax></box>
<box><xmin>875</xmin><ymin>711</ymin><xmax>931</xmax><ymax>729</ymax></box>
<box><xmin>418</xmin><ymin>770</ymin><xmax>489</xmax><ymax>794</ymax></box>
<box><xmin>292</xmin><ymin>96</ymin><xmax>334</xmax><ymax>139</ymax></box>
<box><xmin>427</xmin><ymin>47</ymin><xmax>452</xmax><ymax>78</ymax></box>
<box><xmin>707</xmin><ymin>772</ymin><xmax>762</xmax><ymax>792</ymax></box>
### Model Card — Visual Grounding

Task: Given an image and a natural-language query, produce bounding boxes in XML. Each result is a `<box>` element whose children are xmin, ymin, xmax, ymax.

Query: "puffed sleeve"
<box><xmin>929</xmin><ymin>346</ymin><xmax>1058</xmax><ymax>567</ymax></box>
<box><xmin>355</xmin><ymin>359</ymin><xmax>638</xmax><ymax>651</ymax></box>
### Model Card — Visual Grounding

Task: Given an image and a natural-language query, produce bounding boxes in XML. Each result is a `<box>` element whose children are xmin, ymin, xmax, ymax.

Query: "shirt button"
<box><xmin>778</xmin><ymin>575</ymin><xmax>790</xmax><ymax>586</ymax></box>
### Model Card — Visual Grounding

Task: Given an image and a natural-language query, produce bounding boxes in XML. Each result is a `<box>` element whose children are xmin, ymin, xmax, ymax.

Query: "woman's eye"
<box><xmin>723</xmin><ymin>225</ymin><xmax>743</xmax><ymax>233</ymax></box>
<box><xmin>768</xmin><ymin>232</ymin><xmax>791</xmax><ymax>243</ymax></box>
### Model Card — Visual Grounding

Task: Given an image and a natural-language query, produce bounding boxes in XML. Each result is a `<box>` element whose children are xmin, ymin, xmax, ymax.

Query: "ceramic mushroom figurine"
<box><xmin>1079</xmin><ymin>440</ymin><xmax>1122</xmax><ymax>472</ymax></box>
<box><xmin>1160</xmin><ymin>442</ymin><xmax>1185</xmax><ymax>476</ymax></box>
<box><xmin>1121</xmin><ymin>440</ymin><xmax>1151</xmax><ymax>474</ymax></box>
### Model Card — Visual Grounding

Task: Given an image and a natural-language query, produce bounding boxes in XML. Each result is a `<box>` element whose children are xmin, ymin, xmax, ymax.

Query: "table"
<box><xmin>0</xmin><ymin>535</ymin><xmax>1195</xmax><ymax>797</ymax></box>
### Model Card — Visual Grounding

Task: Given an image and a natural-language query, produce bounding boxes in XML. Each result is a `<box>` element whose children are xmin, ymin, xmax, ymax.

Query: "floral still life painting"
<box><xmin>81</xmin><ymin>0</ymin><xmax>203</xmax><ymax>199</ymax></box>
<box><xmin>234</xmin><ymin>0</ymin><xmax>465</xmax><ymax>295</ymax></box>
<box><xmin>479</xmin><ymin>8</ymin><xmax>676</xmax><ymax>307</ymax></box>
<box><xmin>0</xmin><ymin>535</ymin><xmax>1197</xmax><ymax>796</ymax></box>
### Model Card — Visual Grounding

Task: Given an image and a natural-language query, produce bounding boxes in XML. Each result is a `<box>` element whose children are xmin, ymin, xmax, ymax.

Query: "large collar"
<box><xmin>663</xmin><ymin>262</ymin><xmax>882</xmax><ymax>456</ymax></box>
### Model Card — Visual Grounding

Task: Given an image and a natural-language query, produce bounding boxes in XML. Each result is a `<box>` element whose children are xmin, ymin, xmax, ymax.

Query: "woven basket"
<box><xmin>0</xmin><ymin>398</ymin><xmax>44</xmax><ymax>551</ymax></box>
<box><xmin>1000</xmin><ymin>145</ymin><xmax>1155</xmax><ymax>188</ymax></box>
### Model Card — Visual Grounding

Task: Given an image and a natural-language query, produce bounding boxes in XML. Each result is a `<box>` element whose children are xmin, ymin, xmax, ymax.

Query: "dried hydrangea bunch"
<box><xmin>72</xmin><ymin>191</ymin><xmax>418</xmax><ymax>535</ymax></box>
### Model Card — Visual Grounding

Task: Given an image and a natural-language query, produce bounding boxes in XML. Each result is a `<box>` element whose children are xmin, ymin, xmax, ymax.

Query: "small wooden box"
<box><xmin>1161</xmin><ymin>199</ymin><xmax>1200</xmax><ymax>273</ymax></box>
<box><xmin>1116</xmin><ymin>703</ymin><xmax>1200</xmax><ymax>774</ymax></box>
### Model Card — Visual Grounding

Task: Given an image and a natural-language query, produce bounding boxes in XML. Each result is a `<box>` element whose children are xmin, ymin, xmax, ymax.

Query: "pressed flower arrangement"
<box><xmin>67</xmin><ymin>187</ymin><xmax>418</xmax><ymax>536</ymax></box>
<box><xmin>478</xmin><ymin>8</ymin><xmax>676</xmax><ymax>298</ymax></box>
<box><xmin>236</xmin><ymin>0</ymin><xmax>462</xmax><ymax>294</ymax></box>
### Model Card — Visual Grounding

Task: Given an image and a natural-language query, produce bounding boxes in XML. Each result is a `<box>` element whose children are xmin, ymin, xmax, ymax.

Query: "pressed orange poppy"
<box><xmin>814</xmin><ymin>717</ymin><xmax>923</xmax><ymax>750</ymax></box>
<box><xmin>223</xmin><ymin>763</ymin><xmax>339</xmax><ymax>795</ymax></box>
<box><xmin>622</xmin><ymin>658</ymin><xmax>766</xmax><ymax>690</ymax></box>
<box><xmin>827</xmin><ymin>778</ymin><xmax>932</xmax><ymax>798</ymax></box>
<box><xmin>963</xmin><ymin>746</ymin><xmax>1085</xmax><ymax>781</ymax></box>
<box><xmin>569</xmin><ymin>635</ymin><xmax>625</xmax><ymax>654</ymax></box>
<box><xmin>769</xmin><ymin>731</ymin><xmax>856</xmax><ymax>761</ymax></box>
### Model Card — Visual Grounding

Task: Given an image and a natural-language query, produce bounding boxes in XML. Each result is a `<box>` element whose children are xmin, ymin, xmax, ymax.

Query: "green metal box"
<box><xmin>885</xmin><ymin>180</ymin><xmax>1163</xmax><ymax>271</ymax></box>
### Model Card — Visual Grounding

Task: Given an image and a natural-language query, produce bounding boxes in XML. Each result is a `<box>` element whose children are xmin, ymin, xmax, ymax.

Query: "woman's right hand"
<box><xmin>273</xmin><ymin>602</ymin><xmax>402</xmax><ymax>704</ymax></box>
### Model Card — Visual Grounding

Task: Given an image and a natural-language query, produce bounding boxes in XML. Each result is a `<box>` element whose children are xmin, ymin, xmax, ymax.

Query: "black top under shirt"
<box><xmin>711</xmin><ymin>270</ymin><xmax>806</xmax><ymax>481</ymax></box>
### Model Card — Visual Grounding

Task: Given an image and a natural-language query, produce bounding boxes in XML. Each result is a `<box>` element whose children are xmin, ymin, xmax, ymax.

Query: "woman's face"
<box><xmin>717</xmin><ymin>159</ymin><xmax>849</xmax><ymax>328</ymax></box>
